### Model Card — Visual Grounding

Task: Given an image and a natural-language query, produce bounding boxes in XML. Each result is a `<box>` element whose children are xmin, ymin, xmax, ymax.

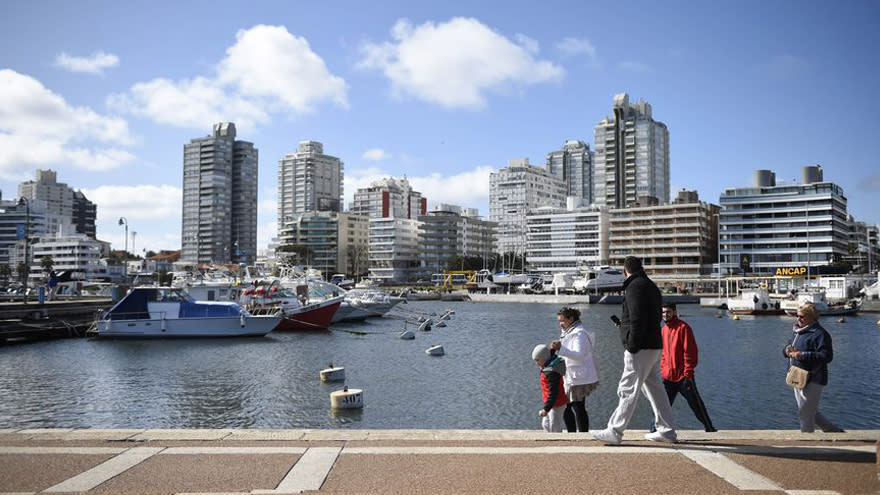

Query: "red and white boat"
<box><xmin>243</xmin><ymin>280</ymin><xmax>342</xmax><ymax>331</ymax></box>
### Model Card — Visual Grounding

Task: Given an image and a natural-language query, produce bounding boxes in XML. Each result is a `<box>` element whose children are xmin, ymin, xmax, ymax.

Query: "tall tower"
<box><xmin>18</xmin><ymin>169</ymin><xmax>95</xmax><ymax>238</ymax></box>
<box><xmin>181</xmin><ymin>123</ymin><xmax>258</xmax><ymax>265</ymax></box>
<box><xmin>593</xmin><ymin>93</ymin><xmax>669</xmax><ymax>208</ymax></box>
<box><xmin>277</xmin><ymin>141</ymin><xmax>343</xmax><ymax>235</ymax></box>
<box><xmin>546</xmin><ymin>140</ymin><xmax>593</xmax><ymax>203</ymax></box>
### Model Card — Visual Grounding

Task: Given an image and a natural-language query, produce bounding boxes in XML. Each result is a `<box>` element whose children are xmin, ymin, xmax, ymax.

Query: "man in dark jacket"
<box><xmin>593</xmin><ymin>256</ymin><xmax>677</xmax><ymax>445</ymax></box>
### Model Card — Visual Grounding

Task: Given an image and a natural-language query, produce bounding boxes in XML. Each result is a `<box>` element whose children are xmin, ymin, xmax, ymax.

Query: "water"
<box><xmin>1</xmin><ymin>302</ymin><xmax>878</xmax><ymax>430</ymax></box>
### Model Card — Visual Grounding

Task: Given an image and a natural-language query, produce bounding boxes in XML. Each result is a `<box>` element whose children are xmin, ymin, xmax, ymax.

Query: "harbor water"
<box><xmin>1</xmin><ymin>301</ymin><xmax>878</xmax><ymax>431</ymax></box>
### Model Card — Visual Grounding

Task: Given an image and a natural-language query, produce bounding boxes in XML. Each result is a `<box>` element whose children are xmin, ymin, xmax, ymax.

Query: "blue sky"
<box><xmin>2</xmin><ymin>1</ymin><xmax>879</xmax><ymax>255</ymax></box>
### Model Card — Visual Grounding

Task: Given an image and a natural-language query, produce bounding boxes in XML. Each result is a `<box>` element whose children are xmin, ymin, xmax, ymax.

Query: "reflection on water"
<box><xmin>0</xmin><ymin>301</ymin><xmax>878</xmax><ymax>430</ymax></box>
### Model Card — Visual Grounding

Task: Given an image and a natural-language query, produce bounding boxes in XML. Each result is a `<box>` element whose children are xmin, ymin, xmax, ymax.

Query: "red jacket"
<box><xmin>539</xmin><ymin>367</ymin><xmax>568</xmax><ymax>410</ymax></box>
<box><xmin>660</xmin><ymin>317</ymin><xmax>698</xmax><ymax>382</ymax></box>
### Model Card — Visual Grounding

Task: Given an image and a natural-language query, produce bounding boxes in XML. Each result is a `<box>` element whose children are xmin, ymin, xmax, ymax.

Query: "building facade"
<box><xmin>350</xmin><ymin>177</ymin><xmax>426</xmax><ymax>219</ymax></box>
<box><xmin>18</xmin><ymin>169</ymin><xmax>94</xmax><ymax>238</ymax></box>
<box><xmin>718</xmin><ymin>167</ymin><xmax>849</xmax><ymax>276</ymax></box>
<box><xmin>593</xmin><ymin>93</ymin><xmax>669</xmax><ymax>208</ymax></box>
<box><xmin>0</xmin><ymin>198</ymin><xmax>50</xmax><ymax>273</ymax></box>
<box><xmin>489</xmin><ymin>158</ymin><xmax>567</xmax><ymax>255</ymax></box>
<box><xmin>277</xmin><ymin>211</ymin><xmax>369</xmax><ymax>278</ymax></box>
<box><xmin>608</xmin><ymin>190</ymin><xmax>719</xmax><ymax>278</ymax></box>
<box><xmin>368</xmin><ymin>217</ymin><xmax>422</xmax><ymax>283</ymax></box>
<box><xmin>29</xmin><ymin>233</ymin><xmax>104</xmax><ymax>283</ymax></box>
<box><xmin>419</xmin><ymin>205</ymin><xmax>497</xmax><ymax>275</ymax></box>
<box><xmin>546</xmin><ymin>140</ymin><xmax>593</xmax><ymax>204</ymax></box>
<box><xmin>181</xmin><ymin>122</ymin><xmax>258</xmax><ymax>265</ymax></box>
<box><xmin>525</xmin><ymin>202</ymin><xmax>608</xmax><ymax>274</ymax></box>
<box><xmin>277</xmin><ymin>141</ymin><xmax>343</xmax><ymax>236</ymax></box>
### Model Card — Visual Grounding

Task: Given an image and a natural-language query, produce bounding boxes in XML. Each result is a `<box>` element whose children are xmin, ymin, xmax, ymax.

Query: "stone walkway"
<box><xmin>0</xmin><ymin>429</ymin><xmax>877</xmax><ymax>494</ymax></box>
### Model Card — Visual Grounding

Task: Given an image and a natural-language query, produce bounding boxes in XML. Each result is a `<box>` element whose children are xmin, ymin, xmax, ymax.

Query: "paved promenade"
<box><xmin>1</xmin><ymin>429</ymin><xmax>877</xmax><ymax>495</ymax></box>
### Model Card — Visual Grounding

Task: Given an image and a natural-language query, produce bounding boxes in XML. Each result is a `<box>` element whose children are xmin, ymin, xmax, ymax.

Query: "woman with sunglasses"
<box><xmin>783</xmin><ymin>303</ymin><xmax>843</xmax><ymax>432</ymax></box>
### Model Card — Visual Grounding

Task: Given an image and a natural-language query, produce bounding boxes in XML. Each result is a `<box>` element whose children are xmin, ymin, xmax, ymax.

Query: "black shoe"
<box><xmin>705</xmin><ymin>427</ymin><xmax>718</xmax><ymax>432</ymax></box>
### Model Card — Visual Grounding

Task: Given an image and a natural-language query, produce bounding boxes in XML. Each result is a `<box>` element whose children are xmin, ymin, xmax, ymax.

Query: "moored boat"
<box><xmin>95</xmin><ymin>287</ymin><xmax>279</xmax><ymax>338</ymax></box>
<box><xmin>727</xmin><ymin>287</ymin><xmax>784</xmax><ymax>315</ymax></box>
<box><xmin>780</xmin><ymin>290</ymin><xmax>859</xmax><ymax>316</ymax></box>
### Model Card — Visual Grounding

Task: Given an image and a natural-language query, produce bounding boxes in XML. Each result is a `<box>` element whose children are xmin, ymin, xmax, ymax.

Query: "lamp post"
<box><xmin>714</xmin><ymin>212</ymin><xmax>722</xmax><ymax>296</ymax></box>
<box><xmin>17</xmin><ymin>198</ymin><xmax>30</xmax><ymax>304</ymax></box>
<box><xmin>118</xmin><ymin>217</ymin><xmax>128</xmax><ymax>282</ymax></box>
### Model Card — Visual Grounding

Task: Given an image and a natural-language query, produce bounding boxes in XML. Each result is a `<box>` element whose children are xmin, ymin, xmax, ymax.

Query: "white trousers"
<box><xmin>606</xmin><ymin>349</ymin><xmax>676</xmax><ymax>437</ymax></box>
<box><xmin>793</xmin><ymin>382</ymin><xmax>838</xmax><ymax>432</ymax></box>
<box><xmin>541</xmin><ymin>404</ymin><xmax>567</xmax><ymax>432</ymax></box>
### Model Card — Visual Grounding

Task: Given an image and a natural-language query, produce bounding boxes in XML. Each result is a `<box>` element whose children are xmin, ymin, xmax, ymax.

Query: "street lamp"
<box><xmin>17</xmin><ymin>198</ymin><xmax>30</xmax><ymax>304</ymax></box>
<box><xmin>118</xmin><ymin>217</ymin><xmax>128</xmax><ymax>281</ymax></box>
<box><xmin>714</xmin><ymin>212</ymin><xmax>722</xmax><ymax>296</ymax></box>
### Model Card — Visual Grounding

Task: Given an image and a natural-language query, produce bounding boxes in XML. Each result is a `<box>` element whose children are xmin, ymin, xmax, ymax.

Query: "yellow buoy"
<box><xmin>732</xmin><ymin>315</ymin><xmax>740</xmax><ymax>321</ymax></box>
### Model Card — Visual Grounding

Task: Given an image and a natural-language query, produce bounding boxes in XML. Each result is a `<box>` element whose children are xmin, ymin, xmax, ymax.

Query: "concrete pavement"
<box><xmin>0</xmin><ymin>429</ymin><xmax>877</xmax><ymax>494</ymax></box>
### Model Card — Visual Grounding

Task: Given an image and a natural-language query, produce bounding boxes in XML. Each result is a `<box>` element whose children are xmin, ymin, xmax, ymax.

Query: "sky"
<box><xmin>1</xmin><ymin>1</ymin><xmax>879</xmax><ymax>256</ymax></box>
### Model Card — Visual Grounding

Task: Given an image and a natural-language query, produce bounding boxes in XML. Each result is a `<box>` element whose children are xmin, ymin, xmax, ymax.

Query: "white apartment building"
<box><xmin>277</xmin><ymin>141</ymin><xmax>343</xmax><ymax>236</ymax></box>
<box><xmin>608</xmin><ymin>190</ymin><xmax>719</xmax><ymax>278</ymax></box>
<box><xmin>350</xmin><ymin>177</ymin><xmax>425</xmax><ymax>219</ymax></box>
<box><xmin>525</xmin><ymin>200</ymin><xmax>608</xmax><ymax>274</ymax></box>
<box><xmin>546</xmin><ymin>140</ymin><xmax>593</xmax><ymax>203</ymax></box>
<box><xmin>489</xmin><ymin>158</ymin><xmax>567</xmax><ymax>255</ymax></box>
<box><xmin>419</xmin><ymin>205</ymin><xmax>497</xmax><ymax>275</ymax></box>
<box><xmin>719</xmin><ymin>166</ymin><xmax>849</xmax><ymax>276</ymax></box>
<box><xmin>17</xmin><ymin>170</ymin><xmax>94</xmax><ymax>238</ymax></box>
<box><xmin>277</xmin><ymin>211</ymin><xmax>369</xmax><ymax>278</ymax></box>
<box><xmin>368</xmin><ymin>217</ymin><xmax>421</xmax><ymax>283</ymax></box>
<box><xmin>0</xmin><ymin>198</ymin><xmax>50</xmax><ymax>270</ymax></box>
<box><xmin>29</xmin><ymin>232</ymin><xmax>104</xmax><ymax>283</ymax></box>
<box><xmin>594</xmin><ymin>93</ymin><xmax>669</xmax><ymax>208</ymax></box>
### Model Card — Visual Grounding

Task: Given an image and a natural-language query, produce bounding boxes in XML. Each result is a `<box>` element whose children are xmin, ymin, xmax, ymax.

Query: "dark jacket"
<box><xmin>540</xmin><ymin>354</ymin><xmax>567</xmax><ymax>411</ymax></box>
<box><xmin>620</xmin><ymin>270</ymin><xmax>663</xmax><ymax>353</ymax></box>
<box><xmin>783</xmin><ymin>321</ymin><xmax>833</xmax><ymax>386</ymax></box>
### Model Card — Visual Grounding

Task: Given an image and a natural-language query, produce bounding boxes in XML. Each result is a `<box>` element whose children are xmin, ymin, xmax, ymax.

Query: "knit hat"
<box><xmin>531</xmin><ymin>344</ymin><xmax>550</xmax><ymax>362</ymax></box>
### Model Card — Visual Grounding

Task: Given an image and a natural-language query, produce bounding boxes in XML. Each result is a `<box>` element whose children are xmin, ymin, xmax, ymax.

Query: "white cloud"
<box><xmin>556</xmin><ymin>37</ymin><xmax>598</xmax><ymax>62</ymax></box>
<box><xmin>108</xmin><ymin>24</ymin><xmax>347</xmax><ymax>131</ymax></box>
<box><xmin>258</xmin><ymin>220</ymin><xmax>277</xmax><ymax>253</ymax></box>
<box><xmin>618</xmin><ymin>61</ymin><xmax>652</xmax><ymax>72</ymax></box>
<box><xmin>55</xmin><ymin>51</ymin><xmax>119</xmax><ymax>74</ymax></box>
<box><xmin>0</xmin><ymin>69</ymin><xmax>135</xmax><ymax>179</ymax></box>
<box><xmin>362</xmin><ymin>148</ymin><xmax>392</xmax><ymax>161</ymax></box>
<box><xmin>514</xmin><ymin>34</ymin><xmax>539</xmax><ymax>55</ymax></box>
<box><xmin>358</xmin><ymin>17</ymin><xmax>563</xmax><ymax>109</ymax></box>
<box><xmin>83</xmin><ymin>184</ymin><xmax>181</xmax><ymax>221</ymax></box>
<box><xmin>259</xmin><ymin>198</ymin><xmax>277</xmax><ymax>215</ymax></box>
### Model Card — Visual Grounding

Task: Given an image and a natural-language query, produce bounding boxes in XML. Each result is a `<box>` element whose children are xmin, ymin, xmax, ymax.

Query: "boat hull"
<box><xmin>96</xmin><ymin>315</ymin><xmax>280</xmax><ymax>338</ymax></box>
<box><xmin>275</xmin><ymin>301</ymin><xmax>341</xmax><ymax>331</ymax></box>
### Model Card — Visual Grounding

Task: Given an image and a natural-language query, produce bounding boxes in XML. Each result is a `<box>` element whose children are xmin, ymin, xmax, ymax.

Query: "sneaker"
<box><xmin>705</xmin><ymin>427</ymin><xmax>718</xmax><ymax>432</ymax></box>
<box><xmin>644</xmin><ymin>431</ymin><xmax>677</xmax><ymax>443</ymax></box>
<box><xmin>592</xmin><ymin>428</ymin><xmax>622</xmax><ymax>445</ymax></box>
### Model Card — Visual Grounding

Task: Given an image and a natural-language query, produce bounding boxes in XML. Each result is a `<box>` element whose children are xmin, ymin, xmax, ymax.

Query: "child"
<box><xmin>532</xmin><ymin>344</ymin><xmax>568</xmax><ymax>432</ymax></box>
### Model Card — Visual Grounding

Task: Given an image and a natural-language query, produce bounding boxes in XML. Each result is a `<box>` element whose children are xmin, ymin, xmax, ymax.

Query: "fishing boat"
<box><xmin>245</xmin><ymin>280</ymin><xmax>342</xmax><ymax>331</ymax></box>
<box><xmin>94</xmin><ymin>287</ymin><xmax>280</xmax><ymax>338</ymax></box>
<box><xmin>780</xmin><ymin>290</ymin><xmax>859</xmax><ymax>316</ymax></box>
<box><xmin>726</xmin><ymin>287</ymin><xmax>784</xmax><ymax>315</ymax></box>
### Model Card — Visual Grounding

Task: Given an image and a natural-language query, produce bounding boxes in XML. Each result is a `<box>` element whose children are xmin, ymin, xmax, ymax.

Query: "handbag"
<box><xmin>785</xmin><ymin>365</ymin><xmax>809</xmax><ymax>389</ymax></box>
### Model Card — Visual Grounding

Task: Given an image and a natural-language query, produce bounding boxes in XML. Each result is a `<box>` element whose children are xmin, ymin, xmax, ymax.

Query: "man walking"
<box><xmin>652</xmin><ymin>303</ymin><xmax>716</xmax><ymax>432</ymax></box>
<box><xmin>593</xmin><ymin>256</ymin><xmax>677</xmax><ymax>445</ymax></box>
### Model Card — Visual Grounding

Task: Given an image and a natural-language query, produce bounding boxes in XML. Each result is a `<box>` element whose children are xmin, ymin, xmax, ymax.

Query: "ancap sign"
<box><xmin>775</xmin><ymin>266</ymin><xmax>807</xmax><ymax>276</ymax></box>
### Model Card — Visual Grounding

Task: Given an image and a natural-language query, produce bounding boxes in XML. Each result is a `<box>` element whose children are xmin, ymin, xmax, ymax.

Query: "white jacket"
<box><xmin>556</xmin><ymin>321</ymin><xmax>599</xmax><ymax>387</ymax></box>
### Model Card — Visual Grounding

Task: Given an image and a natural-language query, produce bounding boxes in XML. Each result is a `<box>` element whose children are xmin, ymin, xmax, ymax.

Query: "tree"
<box><xmin>16</xmin><ymin>262</ymin><xmax>28</xmax><ymax>283</ymax></box>
<box><xmin>40</xmin><ymin>255</ymin><xmax>54</xmax><ymax>274</ymax></box>
<box><xmin>145</xmin><ymin>250</ymin><xmax>157</xmax><ymax>258</ymax></box>
<box><xmin>0</xmin><ymin>264</ymin><xmax>11</xmax><ymax>283</ymax></box>
<box><xmin>346</xmin><ymin>243</ymin><xmax>369</xmax><ymax>278</ymax></box>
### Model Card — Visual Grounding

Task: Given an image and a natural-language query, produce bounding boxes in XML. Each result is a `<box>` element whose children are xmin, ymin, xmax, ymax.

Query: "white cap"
<box><xmin>531</xmin><ymin>344</ymin><xmax>550</xmax><ymax>362</ymax></box>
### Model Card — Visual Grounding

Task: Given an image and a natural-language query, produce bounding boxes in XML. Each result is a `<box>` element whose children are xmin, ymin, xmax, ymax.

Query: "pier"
<box><xmin>0</xmin><ymin>428</ymin><xmax>877</xmax><ymax>494</ymax></box>
<box><xmin>0</xmin><ymin>298</ymin><xmax>113</xmax><ymax>344</ymax></box>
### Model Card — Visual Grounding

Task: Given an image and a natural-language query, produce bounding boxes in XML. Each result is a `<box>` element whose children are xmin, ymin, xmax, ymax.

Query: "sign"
<box><xmin>16</xmin><ymin>224</ymin><xmax>25</xmax><ymax>240</ymax></box>
<box><xmin>775</xmin><ymin>266</ymin><xmax>808</xmax><ymax>277</ymax></box>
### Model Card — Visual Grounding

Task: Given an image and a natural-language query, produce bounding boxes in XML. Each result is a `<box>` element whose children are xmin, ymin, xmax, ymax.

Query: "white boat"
<box><xmin>726</xmin><ymin>287</ymin><xmax>784</xmax><ymax>315</ymax></box>
<box><xmin>574</xmin><ymin>267</ymin><xmax>625</xmax><ymax>293</ymax></box>
<box><xmin>329</xmin><ymin>274</ymin><xmax>356</xmax><ymax>290</ymax></box>
<box><xmin>780</xmin><ymin>290</ymin><xmax>859</xmax><ymax>316</ymax></box>
<box><xmin>488</xmin><ymin>272</ymin><xmax>533</xmax><ymax>285</ymax></box>
<box><xmin>95</xmin><ymin>287</ymin><xmax>280</xmax><ymax>338</ymax></box>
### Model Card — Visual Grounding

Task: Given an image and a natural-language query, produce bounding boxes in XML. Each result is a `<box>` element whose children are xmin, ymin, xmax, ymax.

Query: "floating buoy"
<box><xmin>399</xmin><ymin>330</ymin><xmax>415</xmax><ymax>340</ymax></box>
<box><xmin>425</xmin><ymin>344</ymin><xmax>445</xmax><ymax>356</ymax></box>
<box><xmin>330</xmin><ymin>386</ymin><xmax>363</xmax><ymax>409</ymax></box>
<box><xmin>436</xmin><ymin>321</ymin><xmax>447</xmax><ymax>327</ymax></box>
<box><xmin>418</xmin><ymin>316</ymin><xmax>427</xmax><ymax>322</ymax></box>
<box><xmin>837</xmin><ymin>317</ymin><xmax>845</xmax><ymax>323</ymax></box>
<box><xmin>419</xmin><ymin>320</ymin><xmax>432</xmax><ymax>332</ymax></box>
<box><xmin>320</xmin><ymin>365</ymin><xmax>345</xmax><ymax>382</ymax></box>
<box><xmin>732</xmin><ymin>315</ymin><xmax>740</xmax><ymax>321</ymax></box>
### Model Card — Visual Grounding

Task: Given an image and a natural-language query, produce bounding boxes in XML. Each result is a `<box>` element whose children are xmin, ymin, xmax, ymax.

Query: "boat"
<box><xmin>329</xmin><ymin>274</ymin><xmax>356</xmax><ymax>290</ymax></box>
<box><xmin>94</xmin><ymin>287</ymin><xmax>280</xmax><ymax>338</ymax></box>
<box><xmin>726</xmin><ymin>287</ymin><xmax>784</xmax><ymax>315</ymax></box>
<box><xmin>780</xmin><ymin>290</ymin><xmax>859</xmax><ymax>316</ymax></box>
<box><xmin>577</xmin><ymin>267</ymin><xmax>625</xmax><ymax>293</ymax></box>
<box><xmin>245</xmin><ymin>280</ymin><xmax>342</xmax><ymax>331</ymax></box>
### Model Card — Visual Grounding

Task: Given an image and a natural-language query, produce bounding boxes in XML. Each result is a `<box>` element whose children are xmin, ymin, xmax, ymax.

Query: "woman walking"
<box><xmin>783</xmin><ymin>303</ymin><xmax>843</xmax><ymax>432</ymax></box>
<box><xmin>550</xmin><ymin>307</ymin><xmax>599</xmax><ymax>432</ymax></box>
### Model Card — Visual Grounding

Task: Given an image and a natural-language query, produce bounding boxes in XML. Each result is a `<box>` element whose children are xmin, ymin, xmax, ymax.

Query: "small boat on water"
<box><xmin>727</xmin><ymin>287</ymin><xmax>784</xmax><ymax>315</ymax></box>
<box><xmin>94</xmin><ymin>287</ymin><xmax>280</xmax><ymax>338</ymax></box>
<box><xmin>244</xmin><ymin>281</ymin><xmax>342</xmax><ymax>331</ymax></box>
<box><xmin>780</xmin><ymin>290</ymin><xmax>859</xmax><ymax>316</ymax></box>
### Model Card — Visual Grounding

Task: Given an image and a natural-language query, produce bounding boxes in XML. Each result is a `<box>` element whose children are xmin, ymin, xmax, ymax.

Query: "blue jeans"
<box><xmin>650</xmin><ymin>377</ymin><xmax>715</xmax><ymax>432</ymax></box>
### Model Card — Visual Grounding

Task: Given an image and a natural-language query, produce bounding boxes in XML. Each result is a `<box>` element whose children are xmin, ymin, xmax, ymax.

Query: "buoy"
<box><xmin>837</xmin><ymin>317</ymin><xmax>845</xmax><ymax>323</ymax></box>
<box><xmin>320</xmin><ymin>365</ymin><xmax>345</xmax><ymax>382</ymax></box>
<box><xmin>876</xmin><ymin>320</ymin><xmax>880</xmax><ymax>326</ymax></box>
<box><xmin>436</xmin><ymin>321</ymin><xmax>447</xmax><ymax>327</ymax></box>
<box><xmin>418</xmin><ymin>316</ymin><xmax>427</xmax><ymax>322</ymax></box>
<box><xmin>330</xmin><ymin>386</ymin><xmax>363</xmax><ymax>409</ymax></box>
<box><xmin>399</xmin><ymin>330</ymin><xmax>415</xmax><ymax>340</ymax></box>
<box><xmin>425</xmin><ymin>344</ymin><xmax>445</xmax><ymax>356</ymax></box>
<box><xmin>732</xmin><ymin>315</ymin><xmax>740</xmax><ymax>321</ymax></box>
<box><xmin>419</xmin><ymin>320</ymin><xmax>432</xmax><ymax>332</ymax></box>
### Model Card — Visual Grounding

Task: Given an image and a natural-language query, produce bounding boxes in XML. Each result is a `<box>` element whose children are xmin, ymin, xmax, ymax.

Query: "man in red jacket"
<box><xmin>654</xmin><ymin>303</ymin><xmax>717</xmax><ymax>432</ymax></box>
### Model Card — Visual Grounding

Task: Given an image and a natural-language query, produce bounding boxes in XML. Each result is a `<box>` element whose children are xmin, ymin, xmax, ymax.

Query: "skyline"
<box><xmin>2</xmin><ymin>1</ymin><xmax>879</xmax><ymax>255</ymax></box>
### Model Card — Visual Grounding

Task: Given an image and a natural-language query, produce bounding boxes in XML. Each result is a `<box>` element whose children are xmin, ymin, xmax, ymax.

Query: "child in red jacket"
<box><xmin>532</xmin><ymin>344</ymin><xmax>568</xmax><ymax>432</ymax></box>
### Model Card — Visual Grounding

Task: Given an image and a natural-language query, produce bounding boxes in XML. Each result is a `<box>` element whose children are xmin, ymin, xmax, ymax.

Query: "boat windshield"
<box><xmin>155</xmin><ymin>288</ymin><xmax>193</xmax><ymax>302</ymax></box>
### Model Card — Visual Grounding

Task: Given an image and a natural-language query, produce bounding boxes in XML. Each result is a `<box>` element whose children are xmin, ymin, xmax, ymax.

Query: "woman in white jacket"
<box><xmin>550</xmin><ymin>307</ymin><xmax>599</xmax><ymax>432</ymax></box>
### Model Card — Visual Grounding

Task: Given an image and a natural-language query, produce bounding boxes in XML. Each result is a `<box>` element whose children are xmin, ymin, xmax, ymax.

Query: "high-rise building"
<box><xmin>546</xmin><ymin>140</ymin><xmax>593</xmax><ymax>203</ymax></box>
<box><xmin>593</xmin><ymin>93</ymin><xmax>669</xmax><ymax>208</ymax></box>
<box><xmin>419</xmin><ymin>205</ymin><xmax>497</xmax><ymax>275</ymax></box>
<box><xmin>350</xmin><ymin>177</ymin><xmax>425</xmax><ymax>219</ymax></box>
<box><xmin>277</xmin><ymin>141</ymin><xmax>343</xmax><ymax>236</ymax></box>
<box><xmin>368</xmin><ymin>217</ymin><xmax>422</xmax><ymax>283</ymax></box>
<box><xmin>18</xmin><ymin>169</ymin><xmax>95</xmax><ymax>238</ymax></box>
<box><xmin>719</xmin><ymin>166</ymin><xmax>849</xmax><ymax>276</ymax></box>
<box><xmin>181</xmin><ymin>122</ymin><xmax>258</xmax><ymax>265</ymax></box>
<box><xmin>489</xmin><ymin>158</ymin><xmax>567</xmax><ymax>255</ymax></box>
<box><xmin>525</xmin><ymin>201</ymin><xmax>608</xmax><ymax>274</ymax></box>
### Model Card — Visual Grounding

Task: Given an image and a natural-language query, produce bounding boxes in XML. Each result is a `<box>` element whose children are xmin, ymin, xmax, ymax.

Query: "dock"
<box><xmin>0</xmin><ymin>428</ymin><xmax>876</xmax><ymax>494</ymax></box>
<box><xmin>0</xmin><ymin>298</ymin><xmax>113</xmax><ymax>344</ymax></box>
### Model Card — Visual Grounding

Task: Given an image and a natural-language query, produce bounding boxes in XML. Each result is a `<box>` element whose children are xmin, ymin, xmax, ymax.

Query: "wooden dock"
<box><xmin>0</xmin><ymin>298</ymin><xmax>113</xmax><ymax>344</ymax></box>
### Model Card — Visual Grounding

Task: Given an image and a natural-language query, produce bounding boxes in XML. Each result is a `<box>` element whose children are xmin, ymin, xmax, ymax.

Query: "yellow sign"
<box><xmin>775</xmin><ymin>266</ymin><xmax>807</xmax><ymax>277</ymax></box>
